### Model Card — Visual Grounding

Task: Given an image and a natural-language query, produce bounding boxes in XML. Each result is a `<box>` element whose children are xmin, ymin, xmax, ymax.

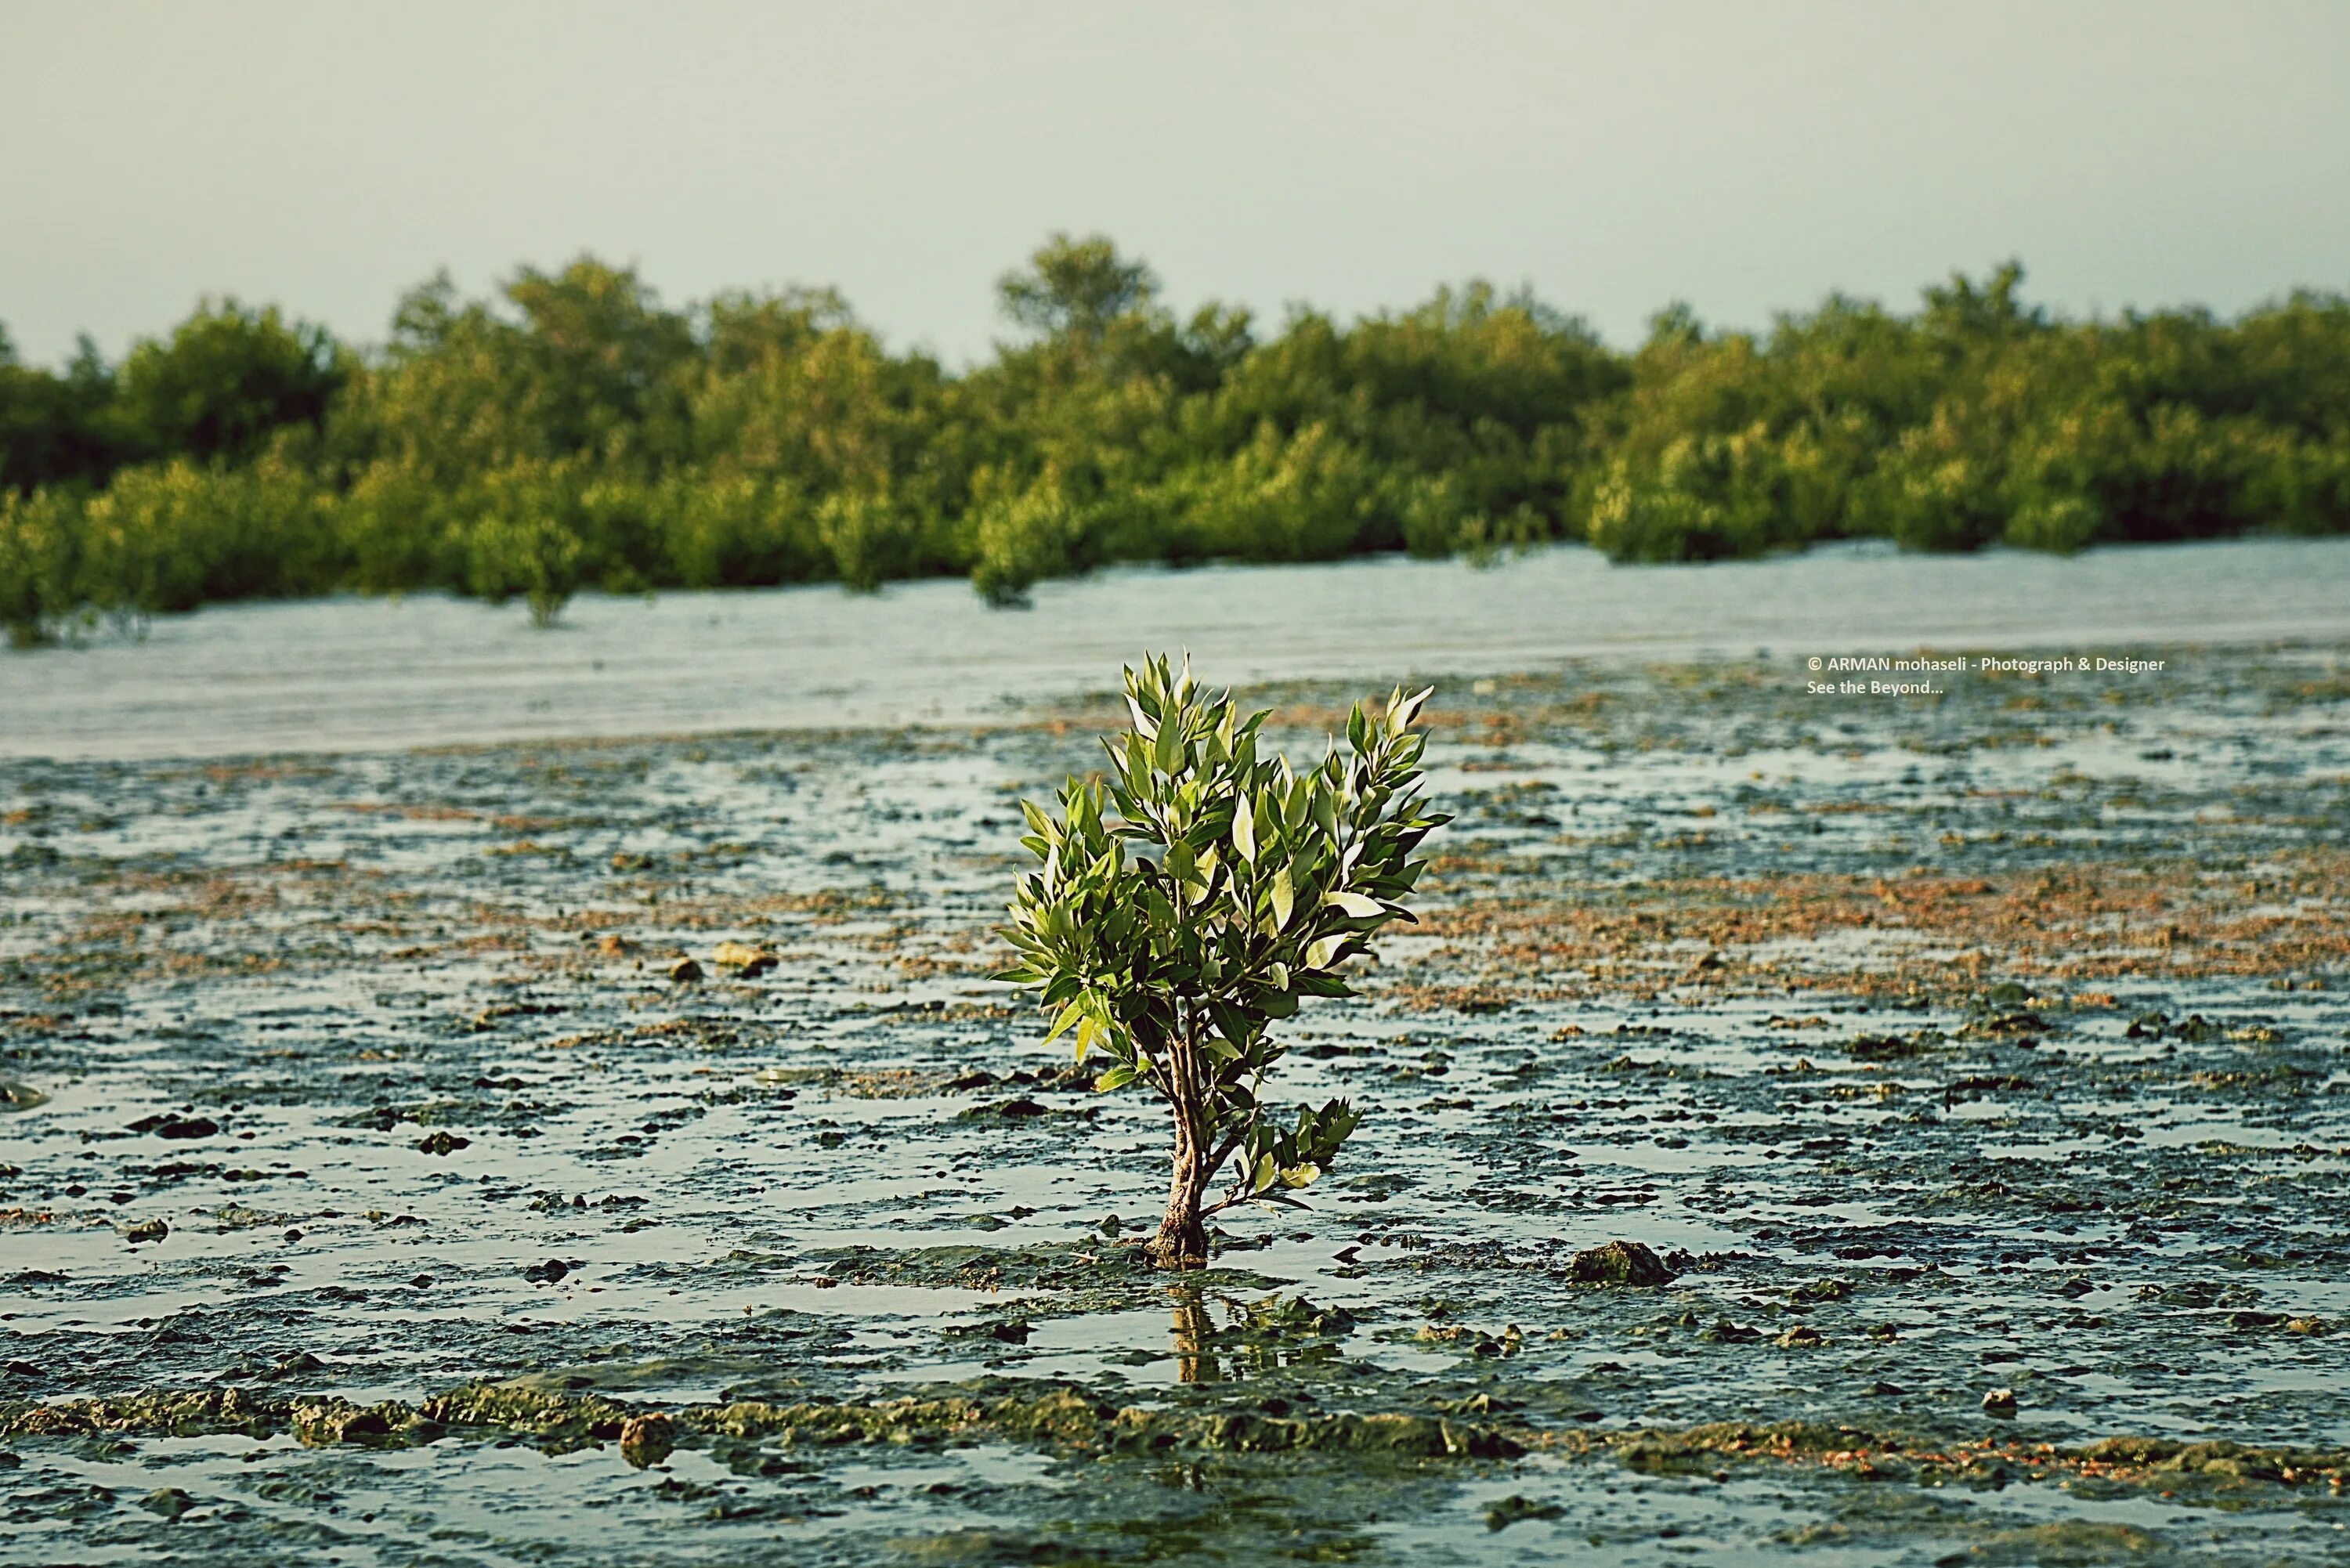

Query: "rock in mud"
<box><xmin>140</xmin><ymin>1487</ymin><xmax>194</xmax><ymax>1518</ymax></box>
<box><xmin>128</xmin><ymin>1113</ymin><xmax>217</xmax><ymax>1140</ymax></box>
<box><xmin>1244</xmin><ymin>1295</ymin><xmax>1358</xmax><ymax>1335</ymax></box>
<box><xmin>944</xmin><ymin>1317</ymin><xmax>1032</xmax><ymax>1344</ymax></box>
<box><xmin>121</xmin><ymin>1219</ymin><xmax>168</xmax><ymax>1245</ymax></box>
<box><xmin>1484</xmin><ymin>1494</ymin><xmax>1565</xmax><ymax>1530</ymax></box>
<box><xmin>619</xmin><ymin>1412</ymin><xmax>675</xmax><ymax>1468</ymax></box>
<box><xmin>0</xmin><ymin>1081</ymin><xmax>48</xmax><ymax>1111</ymax></box>
<box><xmin>959</xmin><ymin>1097</ymin><xmax>1050</xmax><ymax>1120</ymax></box>
<box><xmin>292</xmin><ymin>1403</ymin><xmax>410</xmax><ymax>1445</ymax></box>
<box><xmin>1983</xmin><ymin>1387</ymin><xmax>2019</xmax><ymax>1414</ymax></box>
<box><xmin>414</xmin><ymin>1130</ymin><xmax>470</xmax><ymax>1156</ymax></box>
<box><xmin>710</xmin><ymin>941</ymin><xmax>777</xmax><ymax>976</ymax></box>
<box><xmin>1567</xmin><ymin>1239</ymin><xmax>1676</xmax><ymax>1286</ymax></box>
<box><xmin>667</xmin><ymin>957</ymin><xmax>704</xmax><ymax>983</ymax></box>
<box><xmin>522</xmin><ymin>1259</ymin><xmax>570</xmax><ymax>1284</ymax></box>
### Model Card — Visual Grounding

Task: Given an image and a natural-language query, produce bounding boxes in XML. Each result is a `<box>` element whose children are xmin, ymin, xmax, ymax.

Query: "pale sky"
<box><xmin>3</xmin><ymin>1</ymin><xmax>2345</xmax><ymax>367</ymax></box>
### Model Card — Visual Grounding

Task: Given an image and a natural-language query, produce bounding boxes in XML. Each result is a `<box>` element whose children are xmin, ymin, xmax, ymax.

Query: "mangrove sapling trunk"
<box><xmin>1152</xmin><ymin>1097</ymin><xmax>1209</xmax><ymax>1267</ymax></box>
<box><xmin>1147</xmin><ymin>1013</ymin><xmax>1249</xmax><ymax>1267</ymax></box>
<box><xmin>1147</xmin><ymin>1015</ymin><xmax>1206</xmax><ymax>1265</ymax></box>
<box><xmin>996</xmin><ymin>655</ymin><xmax>1448</xmax><ymax>1271</ymax></box>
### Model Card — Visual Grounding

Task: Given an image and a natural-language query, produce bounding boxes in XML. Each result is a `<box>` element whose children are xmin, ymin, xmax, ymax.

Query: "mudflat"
<box><xmin>2</xmin><ymin>645</ymin><xmax>2345</xmax><ymax>1564</ymax></box>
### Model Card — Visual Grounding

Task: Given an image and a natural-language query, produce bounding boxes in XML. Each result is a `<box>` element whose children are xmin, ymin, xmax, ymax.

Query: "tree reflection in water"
<box><xmin>1170</xmin><ymin>1287</ymin><xmax>1219</xmax><ymax>1384</ymax></box>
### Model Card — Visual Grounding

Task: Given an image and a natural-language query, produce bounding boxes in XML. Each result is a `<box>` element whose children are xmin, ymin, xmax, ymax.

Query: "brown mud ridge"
<box><xmin>1404</xmin><ymin>851</ymin><xmax>2350</xmax><ymax>1009</ymax></box>
<box><xmin>2</xmin><ymin>644</ymin><xmax>2347</xmax><ymax>1564</ymax></box>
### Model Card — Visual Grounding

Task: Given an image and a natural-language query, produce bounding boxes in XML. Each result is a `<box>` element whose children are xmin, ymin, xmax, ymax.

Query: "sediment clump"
<box><xmin>9</xmin><ymin>1380</ymin><xmax>2342</xmax><ymax>1498</ymax></box>
<box><xmin>0</xmin><ymin>1378</ymin><xmax>1518</xmax><ymax>1461</ymax></box>
<box><xmin>1567</xmin><ymin>1239</ymin><xmax>1677</xmax><ymax>1286</ymax></box>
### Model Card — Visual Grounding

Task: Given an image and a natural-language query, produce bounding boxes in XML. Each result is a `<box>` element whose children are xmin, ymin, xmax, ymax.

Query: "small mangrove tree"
<box><xmin>995</xmin><ymin>656</ymin><xmax>1448</xmax><ymax>1266</ymax></box>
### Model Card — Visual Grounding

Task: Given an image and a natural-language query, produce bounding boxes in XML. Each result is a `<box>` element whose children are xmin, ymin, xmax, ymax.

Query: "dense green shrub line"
<box><xmin>5</xmin><ymin>238</ymin><xmax>2347</xmax><ymax>642</ymax></box>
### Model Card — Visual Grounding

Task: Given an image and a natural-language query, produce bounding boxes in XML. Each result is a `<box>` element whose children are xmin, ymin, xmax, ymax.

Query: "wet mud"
<box><xmin>2</xmin><ymin>645</ymin><xmax>2347</xmax><ymax>1564</ymax></box>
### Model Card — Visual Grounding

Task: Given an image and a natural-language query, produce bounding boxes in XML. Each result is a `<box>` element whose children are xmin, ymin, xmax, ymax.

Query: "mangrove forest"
<box><xmin>4</xmin><ymin>235</ymin><xmax>2348</xmax><ymax>641</ymax></box>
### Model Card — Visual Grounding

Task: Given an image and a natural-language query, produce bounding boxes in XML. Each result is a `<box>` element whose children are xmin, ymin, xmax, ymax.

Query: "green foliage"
<box><xmin>994</xmin><ymin>656</ymin><xmax>1448</xmax><ymax>1262</ymax></box>
<box><xmin>998</xmin><ymin>233</ymin><xmax>1161</xmax><ymax>343</ymax></box>
<box><xmin>1586</xmin><ymin>269</ymin><xmax>2350</xmax><ymax>560</ymax></box>
<box><xmin>651</xmin><ymin>473</ymin><xmax>819</xmax><ymax>589</ymax></box>
<box><xmin>456</xmin><ymin>460</ymin><xmax>591</xmax><ymax>626</ymax></box>
<box><xmin>66</xmin><ymin>443</ymin><xmax>337</xmax><ymax>621</ymax></box>
<box><xmin>109</xmin><ymin>299</ymin><xmax>346</xmax><ymax>466</ymax></box>
<box><xmin>5</xmin><ymin>247</ymin><xmax>2349</xmax><ymax>640</ymax></box>
<box><xmin>0</xmin><ymin>485</ymin><xmax>85</xmax><ymax>646</ymax></box>
<box><xmin>969</xmin><ymin>471</ymin><xmax>1093</xmax><ymax>608</ymax></box>
<box><xmin>0</xmin><ymin>334</ymin><xmax>118</xmax><ymax>493</ymax></box>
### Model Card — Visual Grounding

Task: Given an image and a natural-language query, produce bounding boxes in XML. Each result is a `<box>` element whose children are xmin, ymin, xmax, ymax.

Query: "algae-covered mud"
<box><xmin>2</xmin><ymin>645</ymin><xmax>2347</xmax><ymax>1565</ymax></box>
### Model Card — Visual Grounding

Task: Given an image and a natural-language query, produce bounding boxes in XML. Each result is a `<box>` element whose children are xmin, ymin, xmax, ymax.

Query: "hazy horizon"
<box><xmin>4</xmin><ymin>0</ymin><xmax>2347</xmax><ymax>367</ymax></box>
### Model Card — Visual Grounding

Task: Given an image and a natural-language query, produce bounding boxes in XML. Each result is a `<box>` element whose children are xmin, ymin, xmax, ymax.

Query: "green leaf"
<box><xmin>1322</xmin><ymin>890</ymin><xmax>1384</xmax><ymax>918</ymax></box>
<box><xmin>1041</xmin><ymin>999</ymin><xmax>1083</xmax><ymax>1045</ymax></box>
<box><xmin>1390</xmin><ymin>685</ymin><xmax>1433</xmax><ymax>732</ymax></box>
<box><xmin>1231</xmin><ymin>799</ymin><xmax>1255</xmax><ymax>862</ymax></box>
<box><xmin>1270</xmin><ymin>865</ymin><xmax>1295</xmax><ymax>931</ymax></box>
<box><xmin>1095</xmin><ymin>1064</ymin><xmax>1139</xmax><ymax>1092</ymax></box>
<box><xmin>1152</xmin><ymin>711</ymin><xmax>1181</xmax><ymax>774</ymax></box>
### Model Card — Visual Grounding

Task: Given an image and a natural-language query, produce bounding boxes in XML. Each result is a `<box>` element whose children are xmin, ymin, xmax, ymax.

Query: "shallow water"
<box><xmin>2</xmin><ymin>604</ymin><xmax>2348</xmax><ymax>1563</ymax></box>
<box><xmin>6</xmin><ymin>536</ymin><xmax>2350</xmax><ymax>760</ymax></box>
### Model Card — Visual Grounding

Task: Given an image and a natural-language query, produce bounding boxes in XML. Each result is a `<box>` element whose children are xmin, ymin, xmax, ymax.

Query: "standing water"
<box><xmin>5</xmin><ymin>536</ymin><xmax>2349</xmax><ymax>759</ymax></box>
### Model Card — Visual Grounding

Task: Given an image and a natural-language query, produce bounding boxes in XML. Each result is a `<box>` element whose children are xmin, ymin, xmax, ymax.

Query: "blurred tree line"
<box><xmin>5</xmin><ymin>237</ymin><xmax>2347</xmax><ymax>643</ymax></box>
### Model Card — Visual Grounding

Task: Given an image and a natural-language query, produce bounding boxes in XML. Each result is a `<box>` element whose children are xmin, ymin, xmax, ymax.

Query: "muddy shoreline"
<box><xmin>3</xmin><ymin>645</ymin><xmax>2346</xmax><ymax>1564</ymax></box>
